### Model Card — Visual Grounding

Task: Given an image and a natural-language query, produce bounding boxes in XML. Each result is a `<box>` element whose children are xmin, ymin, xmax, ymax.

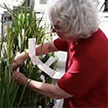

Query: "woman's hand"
<box><xmin>12</xmin><ymin>70</ymin><xmax>28</xmax><ymax>85</ymax></box>
<box><xmin>12</xmin><ymin>51</ymin><xmax>29</xmax><ymax>70</ymax></box>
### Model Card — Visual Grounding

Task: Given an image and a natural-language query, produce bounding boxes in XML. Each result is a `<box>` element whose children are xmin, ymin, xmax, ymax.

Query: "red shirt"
<box><xmin>54</xmin><ymin>29</ymin><xmax>108</xmax><ymax>108</ymax></box>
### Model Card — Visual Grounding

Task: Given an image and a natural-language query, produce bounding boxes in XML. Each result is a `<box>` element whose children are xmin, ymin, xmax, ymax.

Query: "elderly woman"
<box><xmin>13</xmin><ymin>0</ymin><xmax>107</xmax><ymax>107</ymax></box>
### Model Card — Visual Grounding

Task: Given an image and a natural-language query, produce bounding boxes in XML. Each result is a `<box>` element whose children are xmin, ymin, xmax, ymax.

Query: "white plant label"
<box><xmin>28</xmin><ymin>38</ymin><xmax>64</xmax><ymax>79</ymax></box>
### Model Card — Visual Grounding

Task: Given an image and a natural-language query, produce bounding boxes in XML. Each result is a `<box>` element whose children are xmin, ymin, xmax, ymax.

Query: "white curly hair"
<box><xmin>47</xmin><ymin>0</ymin><xmax>99</xmax><ymax>38</ymax></box>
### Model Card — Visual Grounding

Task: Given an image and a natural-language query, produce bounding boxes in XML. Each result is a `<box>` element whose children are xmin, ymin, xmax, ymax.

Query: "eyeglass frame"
<box><xmin>51</xmin><ymin>25</ymin><xmax>62</xmax><ymax>33</ymax></box>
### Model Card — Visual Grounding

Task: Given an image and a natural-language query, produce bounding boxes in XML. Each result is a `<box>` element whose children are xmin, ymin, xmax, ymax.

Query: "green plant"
<box><xmin>0</xmin><ymin>4</ymin><xmax>58</xmax><ymax>108</ymax></box>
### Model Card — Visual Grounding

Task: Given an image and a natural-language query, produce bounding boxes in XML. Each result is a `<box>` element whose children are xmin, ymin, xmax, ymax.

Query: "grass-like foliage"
<box><xmin>0</xmin><ymin>4</ymin><xmax>58</xmax><ymax>108</ymax></box>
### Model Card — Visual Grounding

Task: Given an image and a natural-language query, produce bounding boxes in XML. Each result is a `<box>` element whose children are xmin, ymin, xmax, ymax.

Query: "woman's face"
<box><xmin>51</xmin><ymin>24</ymin><xmax>78</xmax><ymax>43</ymax></box>
<box><xmin>51</xmin><ymin>24</ymin><xmax>67</xmax><ymax>39</ymax></box>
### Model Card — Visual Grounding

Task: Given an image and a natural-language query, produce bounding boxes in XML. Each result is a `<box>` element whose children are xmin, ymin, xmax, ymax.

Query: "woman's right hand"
<box><xmin>12</xmin><ymin>51</ymin><xmax>29</xmax><ymax>70</ymax></box>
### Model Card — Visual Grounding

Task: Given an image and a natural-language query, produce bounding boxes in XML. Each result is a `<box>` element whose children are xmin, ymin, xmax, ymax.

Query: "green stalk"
<box><xmin>1</xmin><ymin>89</ymin><xmax>5</xmax><ymax>107</ymax></box>
<box><xmin>18</xmin><ymin>80</ymin><xmax>29</xmax><ymax>107</ymax></box>
<box><xmin>0</xmin><ymin>4</ymin><xmax>58</xmax><ymax>107</ymax></box>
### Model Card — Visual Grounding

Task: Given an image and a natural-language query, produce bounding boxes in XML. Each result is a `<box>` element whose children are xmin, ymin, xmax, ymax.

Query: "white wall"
<box><xmin>99</xmin><ymin>13</ymin><xmax>108</xmax><ymax>37</ymax></box>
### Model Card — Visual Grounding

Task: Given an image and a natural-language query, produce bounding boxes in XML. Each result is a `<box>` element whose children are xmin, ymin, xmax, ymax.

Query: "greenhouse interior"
<box><xmin>0</xmin><ymin>0</ymin><xmax>108</xmax><ymax>108</ymax></box>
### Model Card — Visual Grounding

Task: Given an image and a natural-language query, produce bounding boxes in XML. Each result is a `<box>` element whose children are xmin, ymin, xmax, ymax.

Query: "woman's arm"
<box><xmin>35</xmin><ymin>41</ymin><xmax>58</xmax><ymax>55</ymax></box>
<box><xmin>13</xmin><ymin>71</ymin><xmax>72</xmax><ymax>99</ymax></box>
<box><xmin>13</xmin><ymin>41</ymin><xmax>58</xmax><ymax>70</ymax></box>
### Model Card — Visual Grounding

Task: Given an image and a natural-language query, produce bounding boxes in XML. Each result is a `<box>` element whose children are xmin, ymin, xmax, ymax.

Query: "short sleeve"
<box><xmin>53</xmin><ymin>38</ymin><xmax>68</xmax><ymax>51</ymax></box>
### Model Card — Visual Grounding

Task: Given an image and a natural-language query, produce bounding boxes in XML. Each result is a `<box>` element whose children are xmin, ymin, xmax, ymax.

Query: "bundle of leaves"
<box><xmin>0</xmin><ymin>4</ymin><xmax>58</xmax><ymax>108</ymax></box>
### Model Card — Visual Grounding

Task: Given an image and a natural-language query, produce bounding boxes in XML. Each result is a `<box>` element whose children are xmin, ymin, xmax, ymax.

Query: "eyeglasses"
<box><xmin>51</xmin><ymin>25</ymin><xmax>62</xmax><ymax>33</ymax></box>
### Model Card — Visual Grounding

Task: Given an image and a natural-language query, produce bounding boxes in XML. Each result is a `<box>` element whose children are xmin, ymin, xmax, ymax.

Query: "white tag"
<box><xmin>45</xmin><ymin>56</ymin><xmax>55</xmax><ymax>66</ymax></box>
<box><xmin>28</xmin><ymin>38</ymin><xmax>64</xmax><ymax>79</ymax></box>
<box><xmin>29</xmin><ymin>38</ymin><xmax>36</xmax><ymax>57</ymax></box>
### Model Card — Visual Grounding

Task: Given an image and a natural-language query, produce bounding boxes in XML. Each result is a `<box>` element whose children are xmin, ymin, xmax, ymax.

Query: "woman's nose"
<box><xmin>51</xmin><ymin>28</ymin><xmax>56</xmax><ymax>33</ymax></box>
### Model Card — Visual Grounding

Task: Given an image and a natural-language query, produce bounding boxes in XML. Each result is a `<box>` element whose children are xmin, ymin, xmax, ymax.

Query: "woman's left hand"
<box><xmin>12</xmin><ymin>70</ymin><xmax>28</xmax><ymax>85</ymax></box>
